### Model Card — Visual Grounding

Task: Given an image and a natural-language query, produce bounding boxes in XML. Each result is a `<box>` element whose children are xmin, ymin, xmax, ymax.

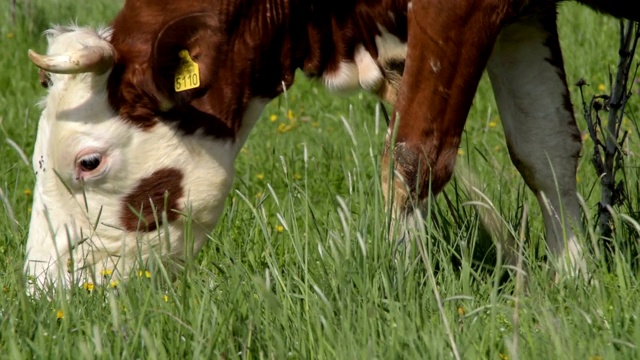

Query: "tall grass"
<box><xmin>0</xmin><ymin>1</ymin><xmax>639</xmax><ymax>358</ymax></box>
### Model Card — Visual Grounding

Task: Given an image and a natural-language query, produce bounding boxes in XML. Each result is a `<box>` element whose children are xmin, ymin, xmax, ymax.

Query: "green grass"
<box><xmin>1</xmin><ymin>1</ymin><xmax>640</xmax><ymax>358</ymax></box>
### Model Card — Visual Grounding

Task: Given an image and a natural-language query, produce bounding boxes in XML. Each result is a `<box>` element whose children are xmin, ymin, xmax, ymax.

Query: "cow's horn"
<box><xmin>28</xmin><ymin>46</ymin><xmax>114</xmax><ymax>74</ymax></box>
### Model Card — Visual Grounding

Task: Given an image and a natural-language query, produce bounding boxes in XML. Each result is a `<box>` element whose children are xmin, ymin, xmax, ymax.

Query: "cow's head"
<box><xmin>25</xmin><ymin>25</ymin><xmax>265</xmax><ymax>291</ymax></box>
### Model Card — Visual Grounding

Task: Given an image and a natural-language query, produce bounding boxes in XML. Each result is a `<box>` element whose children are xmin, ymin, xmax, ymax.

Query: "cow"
<box><xmin>25</xmin><ymin>0</ymin><xmax>639</xmax><ymax>290</ymax></box>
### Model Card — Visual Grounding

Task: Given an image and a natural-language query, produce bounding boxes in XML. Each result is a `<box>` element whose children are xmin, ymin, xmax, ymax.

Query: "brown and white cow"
<box><xmin>26</xmin><ymin>0</ymin><xmax>639</xmax><ymax>289</ymax></box>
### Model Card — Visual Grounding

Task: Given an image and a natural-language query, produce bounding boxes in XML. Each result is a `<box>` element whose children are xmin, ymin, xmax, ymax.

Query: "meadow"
<box><xmin>1</xmin><ymin>1</ymin><xmax>639</xmax><ymax>358</ymax></box>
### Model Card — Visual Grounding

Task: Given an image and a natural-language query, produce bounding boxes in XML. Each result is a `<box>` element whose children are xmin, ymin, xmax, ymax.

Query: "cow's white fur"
<box><xmin>322</xmin><ymin>61</ymin><xmax>361</xmax><ymax>92</ymax></box>
<box><xmin>374</xmin><ymin>26</ymin><xmax>407</xmax><ymax>65</ymax></box>
<box><xmin>487</xmin><ymin>17</ymin><xmax>586</xmax><ymax>275</ymax></box>
<box><xmin>354</xmin><ymin>45</ymin><xmax>383</xmax><ymax>90</ymax></box>
<box><xmin>25</xmin><ymin>27</ymin><xmax>265</xmax><ymax>291</ymax></box>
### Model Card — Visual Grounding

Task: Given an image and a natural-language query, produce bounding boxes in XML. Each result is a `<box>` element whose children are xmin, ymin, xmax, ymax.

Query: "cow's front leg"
<box><xmin>382</xmin><ymin>0</ymin><xmax>512</xmax><ymax>258</ymax></box>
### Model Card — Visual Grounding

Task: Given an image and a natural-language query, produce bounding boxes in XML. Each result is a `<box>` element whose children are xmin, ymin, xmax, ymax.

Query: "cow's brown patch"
<box><xmin>120</xmin><ymin>167</ymin><xmax>184</xmax><ymax>232</ymax></box>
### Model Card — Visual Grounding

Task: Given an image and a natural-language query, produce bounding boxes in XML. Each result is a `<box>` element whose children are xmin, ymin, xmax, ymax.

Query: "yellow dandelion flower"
<box><xmin>256</xmin><ymin>173</ymin><xmax>265</xmax><ymax>180</ymax></box>
<box><xmin>269</xmin><ymin>114</ymin><xmax>278</xmax><ymax>122</ymax></box>
<box><xmin>56</xmin><ymin>310</ymin><xmax>64</xmax><ymax>319</ymax></box>
<box><xmin>138</xmin><ymin>270</ymin><xmax>151</xmax><ymax>278</ymax></box>
<box><xmin>164</xmin><ymin>294</ymin><xmax>169</xmax><ymax>302</ymax></box>
<box><xmin>457</xmin><ymin>306</ymin><xmax>465</xmax><ymax>316</ymax></box>
<box><xmin>277</xmin><ymin>123</ymin><xmax>295</xmax><ymax>133</ymax></box>
<box><xmin>276</xmin><ymin>225</ymin><xmax>284</xmax><ymax>233</ymax></box>
<box><xmin>83</xmin><ymin>282</ymin><xmax>95</xmax><ymax>291</ymax></box>
<box><xmin>457</xmin><ymin>149</ymin><xmax>465</xmax><ymax>156</ymax></box>
<box><xmin>110</xmin><ymin>280</ymin><xmax>119</xmax><ymax>288</ymax></box>
<box><xmin>582</xmin><ymin>132</ymin><xmax>590</xmax><ymax>141</ymax></box>
<box><xmin>488</xmin><ymin>121</ymin><xmax>497</xmax><ymax>128</ymax></box>
<box><xmin>287</xmin><ymin>109</ymin><xmax>294</xmax><ymax>120</ymax></box>
<box><xmin>597</xmin><ymin>83</ymin><xmax>606</xmax><ymax>91</ymax></box>
<box><xmin>23</xmin><ymin>189</ymin><xmax>32</xmax><ymax>196</ymax></box>
<box><xmin>293</xmin><ymin>173</ymin><xmax>302</xmax><ymax>180</ymax></box>
<box><xmin>101</xmin><ymin>269</ymin><xmax>113</xmax><ymax>277</ymax></box>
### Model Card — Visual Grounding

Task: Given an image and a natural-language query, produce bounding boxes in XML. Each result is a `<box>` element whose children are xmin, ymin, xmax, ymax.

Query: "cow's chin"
<box><xmin>24</xmin><ymin>204</ymin><xmax>223</xmax><ymax>294</ymax></box>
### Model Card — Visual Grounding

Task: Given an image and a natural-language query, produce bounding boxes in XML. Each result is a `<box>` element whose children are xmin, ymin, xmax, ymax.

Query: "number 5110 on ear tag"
<box><xmin>174</xmin><ymin>50</ymin><xmax>200</xmax><ymax>92</ymax></box>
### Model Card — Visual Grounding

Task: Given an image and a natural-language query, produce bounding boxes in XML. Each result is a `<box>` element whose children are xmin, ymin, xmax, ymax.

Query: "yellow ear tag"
<box><xmin>174</xmin><ymin>50</ymin><xmax>200</xmax><ymax>92</ymax></box>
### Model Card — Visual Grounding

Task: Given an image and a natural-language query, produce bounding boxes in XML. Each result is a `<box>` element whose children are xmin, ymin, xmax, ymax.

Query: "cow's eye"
<box><xmin>74</xmin><ymin>150</ymin><xmax>109</xmax><ymax>183</ymax></box>
<box><xmin>78</xmin><ymin>154</ymin><xmax>102</xmax><ymax>172</ymax></box>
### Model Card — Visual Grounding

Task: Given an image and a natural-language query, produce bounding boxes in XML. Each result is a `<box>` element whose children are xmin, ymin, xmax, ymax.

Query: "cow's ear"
<box><xmin>151</xmin><ymin>13</ymin><xmax>221</xmax><ymax>107</ymax></box>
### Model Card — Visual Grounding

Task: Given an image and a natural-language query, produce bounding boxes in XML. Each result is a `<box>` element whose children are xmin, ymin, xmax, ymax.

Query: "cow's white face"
<box><xmin>25</xmin><ymin>27</ymin><xmax>264</xmax><ymax>291</ymax></box>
